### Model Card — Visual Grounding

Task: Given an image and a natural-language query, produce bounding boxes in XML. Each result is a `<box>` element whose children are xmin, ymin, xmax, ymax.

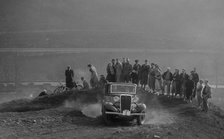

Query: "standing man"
<box><xmin>123</xmin><ymin>58</ymin><xmax>132</xmax><ymax>83</ymax></box>
<box><xmin>65</xmin><ymin>65</ymin><xmax>74</xmax><ymax>89</ymax></box>
<box><xmin>99</xmin><ymin>75</ymin><xmax>108</xmax><ymax>89</ymax></box>
<box><xmin>140</xmin><ymin>60</ymin><xmax>150</xmax><ymax>90</ymax></box>
<box><xmin>162</xmin><ymin>67</ymin><xmax>173</xmax><ymax>96</ymax></box>
<box><xmin>148</xmin><ymin>63</ymin><xmax>156</xmax><ymax>93</ymax></box>
<box><xmin>154</xmin><ymin>64</ymin><xmax>162</xmax><ymax>94</ymax></box>
<box><xmin>88</xmin><ymin>64</ymin><xmax>99</xmax><ymax>88</ymax></box>
<box><xmin>111</xmin><ymin>59</ymin><xmax>116</xmax><ymax>82</ymax></box>
<box><xmin>132</xmin><ymin>59</ymin><xmax>141</xmax><ymax>85</ymax></box>
<box><xmin>191</xmin><ymin>67</ymin><xmax>199</xmax><ymax>98</ymax></box>
<box><xmin>121</xmin><ymin>58</ymin><xmax>126</xmax><ymax>82</ymax></box>
<box><xmin>185</xmin><ymin>75</ymin><xmax>195</xmax><ymax>103</ymax></box>
<box><xmin>196</xmin><ymin>80</ymin><xmax>203</xmax><ymax>108</ymax></box>
<box><xmin>180</xmin><ymin>69</ymin><xmax>189</xmax><ymax>99</ymax></box>
<box><xmin>115</xmin><ymin>59</ymin><xmax>122</xmax><ymax>82</ymax></box>
<box><xmin>106</xmin><ymin>62</ymin><xmax>115</xmax><ymax>82</ymax></box>
<box><xmin>172</xmin><ymin>69</ymin><xmax>181</xmax><ymax>97</ymax></box>
<box><xmin>201</xmin><ymin>80</ymin><xmax>212</xmax><ymax>112</ymax></box>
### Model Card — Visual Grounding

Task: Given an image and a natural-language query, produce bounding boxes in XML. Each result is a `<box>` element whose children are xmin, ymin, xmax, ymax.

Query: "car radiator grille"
<box><xmin>120</xmin><ymin>95</ymin><xmax>131</xmax><ymax>112</ymax></box>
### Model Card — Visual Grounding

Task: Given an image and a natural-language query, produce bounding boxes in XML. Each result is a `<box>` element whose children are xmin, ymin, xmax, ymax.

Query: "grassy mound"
<box><xmin>0</xmin><ymin>88</ymin><xmax>103</xmax><ymax>112</ymax></box>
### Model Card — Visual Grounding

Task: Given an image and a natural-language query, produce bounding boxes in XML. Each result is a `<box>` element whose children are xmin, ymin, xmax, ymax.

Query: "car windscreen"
<box><xmin>111</xmin><ymin>84</ymin><xmax>136</xmax><ymax>94</ymax></box>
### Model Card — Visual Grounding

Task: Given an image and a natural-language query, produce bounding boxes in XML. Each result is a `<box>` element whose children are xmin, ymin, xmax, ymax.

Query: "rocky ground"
<box><xmin>0</xmin><ymin>89</ymin><xmax>223</xmax><ymax>139</ymax></box>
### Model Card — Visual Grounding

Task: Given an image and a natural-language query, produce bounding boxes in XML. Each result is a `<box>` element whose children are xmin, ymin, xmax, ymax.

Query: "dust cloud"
<box><xmin>138</xmin><ymin>92</ymin><xmax>175</xmax><ymax>125</ymax></box>
<box><xmin>81</xmin><ymin>104</ymin><xmax>102</xmax><ymax>118</ymax></box>
<box><xmin>64</xmin><ymin>99</ymin><xmax>84</xmax><ymax>111</ymax></box>
<box><xmin>64</xmin><ymin>100</ymin><xmax>102</xmax><ymax>118</ymax></box>
<box><xmin>145</xmin><ymin>109</ymin><xmax>175</xmax><ymax>125</ymax></box>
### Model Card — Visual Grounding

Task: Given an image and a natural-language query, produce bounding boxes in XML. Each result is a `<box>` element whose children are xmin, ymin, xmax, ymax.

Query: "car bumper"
<box><xmin>105</xmin><ymin>111</ymin><xmax>145</xmax><ymax>116</ymax></box>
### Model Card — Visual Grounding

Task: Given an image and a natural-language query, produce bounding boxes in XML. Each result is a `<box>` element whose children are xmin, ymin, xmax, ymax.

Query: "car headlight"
<box><xmin>131</xmin><ymin>103</ymin><xmax>137</xmax><ymax>111</ymax></box>
<box><xmin>132</xmin><ymin>96</ymin><xmax>139</xmax><ymax>102</ymax></box>
<box><xmin>113</xmin><ymin>96</ymin><xmax>120</xmax><ymax>102</ymax></box>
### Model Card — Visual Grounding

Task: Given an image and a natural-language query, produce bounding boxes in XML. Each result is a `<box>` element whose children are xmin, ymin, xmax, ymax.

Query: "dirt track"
<box><xmin>0</xmin><ymin>90</ymin><xmax>224</xmax><ymax>139</ymax></box>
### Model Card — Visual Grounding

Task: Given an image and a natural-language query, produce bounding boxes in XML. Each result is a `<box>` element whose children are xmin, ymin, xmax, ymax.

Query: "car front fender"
<box><xmin>104</xmin><ymin>103</ymin><xmax>118</xmax><ymax>112</ymax></box>
<box><xmin>136</xmin><ymin>103</ymin><xmax>147</xmax><ymax>112</ymax></box>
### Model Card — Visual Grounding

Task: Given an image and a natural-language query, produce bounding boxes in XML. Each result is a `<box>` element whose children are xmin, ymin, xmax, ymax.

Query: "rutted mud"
<box><xmin>0</xmin><ymin>89</ymin><xmax>224</xmax><ymax>139</ymax></box>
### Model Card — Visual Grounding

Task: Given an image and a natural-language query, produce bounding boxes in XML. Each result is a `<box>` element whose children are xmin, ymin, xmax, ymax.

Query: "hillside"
<box><xmin>0</xmin><ymin>89</ymin><xmax>223</xmax><ymax>139</ymax></box>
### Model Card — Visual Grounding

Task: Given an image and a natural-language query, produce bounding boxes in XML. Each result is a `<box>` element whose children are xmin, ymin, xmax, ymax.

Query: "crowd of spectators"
<box><xmin>64</xmin><ymin>58</ymin><xmax>212</xmax><ymax>112</ymax></box>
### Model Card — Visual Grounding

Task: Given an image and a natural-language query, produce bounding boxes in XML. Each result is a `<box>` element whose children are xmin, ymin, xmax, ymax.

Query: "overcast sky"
<box><xmin>0</xmin><ymin>0</ymin><xmax>224</xmax><ymax>50</ymax></box>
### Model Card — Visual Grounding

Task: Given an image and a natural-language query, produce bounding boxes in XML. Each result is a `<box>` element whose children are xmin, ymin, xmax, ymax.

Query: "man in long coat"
<box><xmin>172</xmin><ymin>69</ymin><xmax>181</xmax><ymax>97</ymax></box>
<box><xmin>185</xmin><ymin>75</ymin><xmax>194</xmax><ymax>102</ymax></box>
<box><xmin>191</xmin><ymin>67</ymin><xmax>199</xmax><ymax>98</ymax></box>
<box><xmin>123</xmin><ymin>58</ymin><xmax>132</xmax><ymax>83</ymax></box>
<box><xmin>140</xmin><ymin>60</ymin><xmax>150</xmax><ymax>90</ymax></box>
<box><xmin>131</xmin><ymin>59</ymin><xmax>141</xmax><ymax>85</ymax></box>
<box><xmin>120</xmin><ymin>58</ymin><xmax>126</xmax><ymax>82</ymax></box>
<box><xmin>201</xmin><ymin>80</ymin><xmax>212</xmax><ymax>112</ymax></box>
<box><xmin>115</xmin><ymin>59</ymin><xmax>122</xmax><ymax>82</ymax></box>
<box><xmin>65</xmin><ymin>66</ymin><xmax>74</xmax><ymax>89</ymax></box>
<box><xmin>154</xmin><ymin>65</ymin><xmax>162</xmax><ymax>94</ymax></box>
<box><xmin>196</xmin><ymin>80</ymin><xmax>203</xmax><ymax>108</ymax></box>
<box><xmin>162</xmin><ymin>67</ymin><xmax>173</xmax><ymax>96</ymax></box>
<box><xmin>180</xmin><ymin>69</ymin><xmax>189</xmax><ymax>98</ymax></box>
<box><xmin>106</xmin><ymin>62</ymin><xmax>115</xmax><ymax>82</ymax></box>
<box><xmin>88</xmin><ymin>64</ymin><xmax>99</xmax><ymax>88</ymax></box>
<box><xmin>148</xmin><ymin>63</ymin><xmax>156</xmax><ymax>92</ymax></box>
<box><xmin>111</xmin><ymin>59</ymin><xmax>116</xmax><ymax>82</ymax></box>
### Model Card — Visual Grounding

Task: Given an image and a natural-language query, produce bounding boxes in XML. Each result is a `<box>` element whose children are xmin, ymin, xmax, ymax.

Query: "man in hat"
<box><xmin>196</xmin><ymin>79</ymin><xmax>203</xmax><ymax>108</ymax></box>
<box><xmin>140</xmin><ymin>60</ymin><xmax>150</xmax><ymax>90</ymax></box>
<box><xmin>154</xmin><ymin>64</ymin><xmax>162</xmax><ymax>94</ymax></box>
<box><xmin>201</xmin><ymin>80</ymin><xmax>212</xmax><ymax>112</ymax></box>
<box><xmin>162</xmin><ymin>67</ymin><xmax>173</xmax><ymax>96</ymax></box>
<box><xmin>191</xmin><ymin>67</ymin><xmax>199</xmax><ymax>98</ymax></box>
<box><xmin>88</xmin><ymin>64</ymin><xmax>99</xmax><ymax>88</ymax></box>
<box><xmin>115</xmin><ymin>59</ymin><xmax>122</xmax><ymax>82</ymax></box>
<box><xmin>123</xmin><ymin>58</ymin><xmax>132</xmax><ymax>83</ymax></box>
<box><xmin>121</xmin><ymin>58</ymin><xmax>126</xmax><ymax>82</ymax></box>
<box><xmin>65</xmin><ymin>65</ymin><xmax>74</xmax><ymax>89</ymax></box>
<box><xmin>132</xmin><ymin>59</ymin><xmax>141</xmax><ymax>85</ymax></box>
<box><xmin>106</xmin><ymin>59</ymin><xmax>116</xmax><ymax>82</ymax></box>
<box><xmin>185</xmin><ymin>75</ymin><xmax>195</xmax><ymax>103</ymax></box>
<box><xmin>171</xmin><ymin>69</ymin><xmax>181</xmax><ymax>97</ymax></box>
<box><xmin>111</xmin><ymin>59</ymin><xmax>116</xmax><ymax>82</ymax></box>
<box><xmin>180</xmin><ymin>69</ymin><xmax>189</xmax><ymax>99</ymax></box>
<box><xmin>148</xmin><ymin>63</ymin><xmax>156</xmax><ymax>92</ymax></box>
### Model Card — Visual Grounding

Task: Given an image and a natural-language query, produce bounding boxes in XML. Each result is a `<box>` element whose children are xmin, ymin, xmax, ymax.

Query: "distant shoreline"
<box><xmin>0</xmin><ymin>48</ymin><xmax>220</xmax><ymax>54</ymax></box>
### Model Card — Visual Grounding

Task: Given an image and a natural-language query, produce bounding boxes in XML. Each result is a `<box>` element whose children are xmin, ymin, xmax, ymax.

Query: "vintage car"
<box><xmin>101</xmin><ymin>82</ymin><xmax>146</xmax><ymax>125</ymax></box>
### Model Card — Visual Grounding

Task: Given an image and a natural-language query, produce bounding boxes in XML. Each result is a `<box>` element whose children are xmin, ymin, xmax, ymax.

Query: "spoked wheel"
<box><xmin>76</xmin><ymin>85</ymin><xmax>83</xmax><ymax>90</ymax></box>
<box><xmin>53</xmin><ymin>86</ymin><xmax>67</xmax><ymax>94</ymax></box>
<box><xmin>137</xmin><ymin>111</ymin><xmax>146</xmax><ymax>125</ymax></box>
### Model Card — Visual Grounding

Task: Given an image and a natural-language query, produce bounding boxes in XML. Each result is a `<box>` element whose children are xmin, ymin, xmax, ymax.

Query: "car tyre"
<box><xmin>102</xmin><ymin>106</ymin><xmax>112</xmax><ymax>125</ymax></box>
<box><xmin>137</xmin><ymin>111</ymin><xmax>146</xmax><ymax>125</ymax></box>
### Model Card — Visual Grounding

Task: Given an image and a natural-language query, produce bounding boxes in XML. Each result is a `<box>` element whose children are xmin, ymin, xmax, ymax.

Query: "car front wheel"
<box><xmin>137</xmin><ymin>111</ymin><xmax>146</xmax><ymax>125</ymax></box>
<box><xmin>102</xmin><ymin>107</ymin><xmax>112</xmax><ymax>125</ymax></box>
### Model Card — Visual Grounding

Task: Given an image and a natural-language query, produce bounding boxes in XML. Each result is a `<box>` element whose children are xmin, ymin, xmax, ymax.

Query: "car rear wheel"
<box><xmin>137</xmin><ymin>111</ymin><xmax>146</xmax><ymax>125</ymax></box>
